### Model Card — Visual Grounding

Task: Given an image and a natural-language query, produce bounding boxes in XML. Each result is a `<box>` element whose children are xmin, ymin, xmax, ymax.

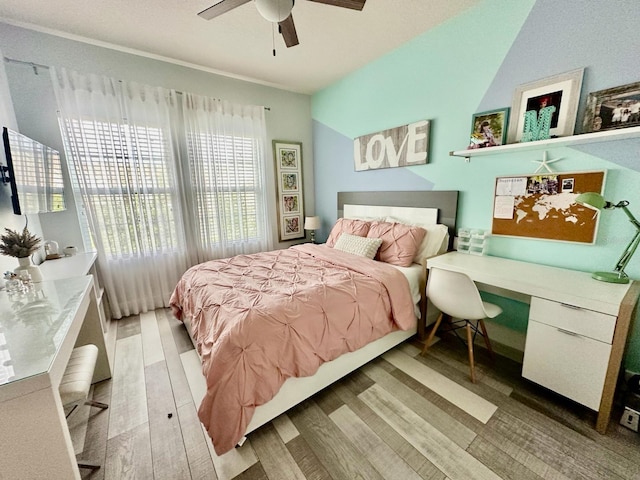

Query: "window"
<box><xmin>187</xmin><ymin>132</ymin><xmax>262</xmax><ymax>245</ymax></box>
<box><xmin>61</xmin><ymin>118</ymin><xmax>181</xmax><ymax>258</ymax></box>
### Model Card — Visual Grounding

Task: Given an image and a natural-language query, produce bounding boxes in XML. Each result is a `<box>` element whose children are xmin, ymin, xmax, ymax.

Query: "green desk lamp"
<box><xmin>575</xmin><ymin>192</ymin><xmax>640</xmax><ymax>284</ymax></box>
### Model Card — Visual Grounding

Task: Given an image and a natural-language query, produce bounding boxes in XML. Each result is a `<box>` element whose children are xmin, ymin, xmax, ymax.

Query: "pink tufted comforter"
<box><xmin>169</xmin><ymin>243</ymin><xmax>415</xmax><ymax>454</ymax></box>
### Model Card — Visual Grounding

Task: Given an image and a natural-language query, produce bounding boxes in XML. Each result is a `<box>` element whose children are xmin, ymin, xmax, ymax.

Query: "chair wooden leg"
<box><xmin>77</xmin><ymin>461</ymin><xmax>101</xmax><ymax>470</ymax></box>
<box><xmin>422</xmin><ymin>313</ymin><xmax>444</xmax><ymax>355</ymax></box>
<box><xmin>85</xmin><ymin>400</ymin><xmax>109</xmax><ymax>410</ymax></box>
<box><xmin>478</xmin><ymin>319</ymin><xmax>495</xmax><ymax>360</ymax></box>
<box><xmin>466</xmin><ymin>322</ymin><xmax>476</xmax><ymax>383</ymax></box>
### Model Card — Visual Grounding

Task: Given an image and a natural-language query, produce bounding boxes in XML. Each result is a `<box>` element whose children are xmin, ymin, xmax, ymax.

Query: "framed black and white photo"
<box><xmin>508</xmin><ymin>68</ymin><xmax>584</xmax><ymax>143</ymax></box>
<box><xmin>274</xmin><ymin>140</ymin><xmax>304</xmax><ymax>241</ymax></box>
<box><xmin>583</xmin><ymin>80</ymin><xmax>640</xmax><ymax>133</ymax></box>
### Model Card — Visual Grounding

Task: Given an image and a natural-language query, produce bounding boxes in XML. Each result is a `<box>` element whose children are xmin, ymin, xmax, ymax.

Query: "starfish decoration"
<box><xmin>532</xmin><ymin>151</ymin><xmax>562</xmax><ymax>173</ymax></box>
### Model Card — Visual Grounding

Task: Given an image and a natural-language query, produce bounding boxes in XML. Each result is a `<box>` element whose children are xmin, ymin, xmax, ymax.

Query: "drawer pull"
<box><xmin>560</xmin><ymin>303</ymin><xmax>581</xmax><ymax>310</ymax></box>
<box><xmin>557</xmin><ymin>327</ymin><xmax>580</xmax><ymax>337</ymax></box>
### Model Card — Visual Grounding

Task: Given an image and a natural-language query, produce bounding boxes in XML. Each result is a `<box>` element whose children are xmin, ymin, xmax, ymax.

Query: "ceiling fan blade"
<box><xmin>197</xmin><ymin>0</ymin><xmax>251</xmax><ymax>20</ymax></box>
<box><xmin>279</xmin><ymin>14</ymin><xmax>299</xmax><ymax>47</ymax></box>
<box><xmin>307</xmin><ymin>0</ymin><xmax>366</xmax><ymax>10</ymax></box>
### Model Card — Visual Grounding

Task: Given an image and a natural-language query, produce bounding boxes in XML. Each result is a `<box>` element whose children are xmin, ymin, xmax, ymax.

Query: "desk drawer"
<box><xmin>522</xmin><ymin>319</ymin><xmax>611</xmax><ymax>410</ymax></box>
<box><xmin>529</xmin><ymin>297</ymin><xmax>616</xmax><ymax>343</ymax></box>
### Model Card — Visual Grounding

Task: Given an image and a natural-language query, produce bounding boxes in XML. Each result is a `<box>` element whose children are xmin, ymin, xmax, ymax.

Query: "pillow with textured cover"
<box><xmin>385</xmin><ymin>217</ymin><xmax>449</xmax><ymax>262</ymax></box>
<box><xmin>326</xmin><ymin>218</ymin><xmax>371</xmax><ymax>247</ymax></box>
<box><xmin>333</xmin><ymin>233</ymin><xmax>383</xmax><ymax>259</ymax></box>
<box><xmin>367</xmin><ymin>221</ymin><xmax>426</xmax><ymax>267</ymax></box>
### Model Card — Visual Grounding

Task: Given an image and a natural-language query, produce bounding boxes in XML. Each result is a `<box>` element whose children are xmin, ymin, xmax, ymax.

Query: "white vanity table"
<box><xmin>0</xmin><ymin>260</ymin><xmax>112</xmax><ymax>478</ymax></box>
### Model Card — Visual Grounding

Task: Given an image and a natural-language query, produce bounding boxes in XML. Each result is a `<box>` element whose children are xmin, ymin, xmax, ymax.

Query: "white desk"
<box><xmin>427</xmin><ymin>252</ymin><xmax>640</xmax><ymax>434</ymax></box>
<box><xmin>0</xmin><ymin>276</ymin><xmax>111</xmax><ymax>479</ymax></box>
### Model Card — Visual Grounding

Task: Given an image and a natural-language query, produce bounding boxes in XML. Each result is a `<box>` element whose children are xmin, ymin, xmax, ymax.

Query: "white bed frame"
<box><xmin>185</xmin><ymin>190</ymin><xmax>459</xmax><ymax>441</ymax></box>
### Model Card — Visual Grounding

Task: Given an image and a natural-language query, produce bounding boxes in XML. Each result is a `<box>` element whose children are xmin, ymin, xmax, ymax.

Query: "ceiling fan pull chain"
<box><xmin>272</xmin><ymin>22</ymin><xmax>277</xmax><ymax>56</ymax></box>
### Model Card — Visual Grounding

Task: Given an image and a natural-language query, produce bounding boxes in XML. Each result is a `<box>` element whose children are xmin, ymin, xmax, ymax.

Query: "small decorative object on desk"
<box><xmin>457</xmin><ymin>228</ymin><xmax>488</xmax><ymax>256</ymax></box>
<box><xmin>63</xmin><ymin>246</ymin><xmax>77</xmax><ymax>256</ymax></box>
<box><xmin>4</xmin><ymin>271</ymin><xmax>24</xmax><ymax>296</ymax></box>
<box><xmin>0</xmin><ymin>226</ymin><xmax>43</xmax><ymax>282</ymax></box>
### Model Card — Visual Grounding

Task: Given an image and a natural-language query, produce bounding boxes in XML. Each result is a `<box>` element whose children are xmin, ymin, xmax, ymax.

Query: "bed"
<box><xmin>169</xmin><ymin>190</ymin><xmax>458</xmax><ymax>455</ymax></box>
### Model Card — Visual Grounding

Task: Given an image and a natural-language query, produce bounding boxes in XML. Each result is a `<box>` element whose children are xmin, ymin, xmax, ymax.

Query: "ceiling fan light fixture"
<box><xmin>255</xmin><ymin>0</ymin><xmax>293</xmax><ymax>22</ymax></box>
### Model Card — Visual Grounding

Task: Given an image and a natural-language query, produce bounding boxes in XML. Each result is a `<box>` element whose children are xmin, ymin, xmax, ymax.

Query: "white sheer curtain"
<box><xmin>181</xmin><ymin>94</ymin><xmax>275</xmax><ymax>263</ymax></box>
<box><xmin>51</xmin><ymin>67</ymin><xmax>189</xmax><ymax>318</ymax></box>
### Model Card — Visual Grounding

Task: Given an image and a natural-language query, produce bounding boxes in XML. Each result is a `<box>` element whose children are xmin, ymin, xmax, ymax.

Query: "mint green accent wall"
<box><xmin>312</xmin><ymin>0</ymin><xmax>640</xmax><ymax>371</ymax></box>
<box><xmin>313</xmin><ymin>0</ymin><xmax>536</xmax><ymax>139</ymax></box>
<box><xmin>481</xmin><ymin>293</ymin><xmax>529</xmax><ymax>333</ymax></box>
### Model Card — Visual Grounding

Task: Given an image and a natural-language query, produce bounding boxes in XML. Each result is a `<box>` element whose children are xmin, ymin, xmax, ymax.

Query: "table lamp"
<box><xmin>303</xmin><ymin>216</ymin><xmax>321</xmax><ymax>244</ymax></box>
<box><xmin>575</xmin><ymin>192</ymin><xmax>640</xmax><ymax>284</ymax></box>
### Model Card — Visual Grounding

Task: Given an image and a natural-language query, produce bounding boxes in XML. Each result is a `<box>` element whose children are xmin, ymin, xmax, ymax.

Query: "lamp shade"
<box><xmin>304</xmin><ymin>216</ymin><xmax>321</xmax><ymax>230</ymax></box>
<box><xmin>575</xmin><ymin>192</ymin><xmax>608</xmax><ymax>210</ymax></box>
<box><xmin>255</xmin><ymin>0</ymin><xmax>294</xmax><ymax>22</ymax></box>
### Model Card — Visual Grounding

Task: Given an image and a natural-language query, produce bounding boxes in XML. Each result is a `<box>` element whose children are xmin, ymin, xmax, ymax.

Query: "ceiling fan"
<box><xmin>198</xmin><ymin>0</ymin><xmax>366</xmax><ymax>49</ymax></box>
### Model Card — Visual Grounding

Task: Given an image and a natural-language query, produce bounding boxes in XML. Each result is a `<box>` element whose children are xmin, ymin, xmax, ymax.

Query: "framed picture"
<box><xmin>468</xmin><ymin>108</ymin><xmax>509</xmax><ymax>149</ymax></box>
<box><xmin>582</xmin><ymin>81</ymin><xmax>640</xmax><ymax>133</ymax></box>
<box><xmin>274</xmin><ymin>140</ymin><xmax>304</xmax><ymax>241</ymax></box>
<box><xmin>507</xmin><ymin>68</ymin><xmax>584</xmax><ymax>143</ymax></box>
<box><xmin>282</xmin><ymin>215</ymin><xmax>302</xmax><ymax>237</ymax></box>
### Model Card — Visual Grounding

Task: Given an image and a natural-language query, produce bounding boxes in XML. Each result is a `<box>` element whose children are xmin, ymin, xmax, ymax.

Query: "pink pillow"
<box><xmin>367</xmin><ymin>221</ymin><xmax>427</xmax><ymax>267</ymax></box>
<box><xmin>326</xmin><ymin>218</ymin><xmax>371</xmax><ymax>247</ymax></box>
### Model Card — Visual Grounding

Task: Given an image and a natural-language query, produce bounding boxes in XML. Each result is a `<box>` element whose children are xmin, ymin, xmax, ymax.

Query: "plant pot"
<box><xmin>14</xmin><ymin>256</ymin><xmax>43</xmax><ymax>283</ymax></box>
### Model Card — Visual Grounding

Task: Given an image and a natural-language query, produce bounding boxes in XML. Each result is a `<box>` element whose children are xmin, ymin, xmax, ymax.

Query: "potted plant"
<box><xmin>0</xmin><ymin>227</ymin><xmax>43</xmax><ymax>282</ymax></box>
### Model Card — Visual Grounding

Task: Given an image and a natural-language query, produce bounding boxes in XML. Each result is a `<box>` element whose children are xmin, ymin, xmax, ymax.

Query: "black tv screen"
<box><xmin>2</xmin><ymin>127</ymin><xmax>66</xmax><ymax>215</ymax></box>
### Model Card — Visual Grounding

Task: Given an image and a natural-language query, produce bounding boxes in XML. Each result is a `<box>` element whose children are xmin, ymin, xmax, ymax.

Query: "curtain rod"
<box><xmin>3</xmin><ymin>56</ymin><xmax>271</xmax><ymax>111</ymax></box>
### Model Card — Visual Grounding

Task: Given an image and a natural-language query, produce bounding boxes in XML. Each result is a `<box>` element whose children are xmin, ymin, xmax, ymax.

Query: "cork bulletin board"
<box><xmin>492</xmin><ymin>170</ymin><xmax>606</xmax><ymax>243</ymax></box>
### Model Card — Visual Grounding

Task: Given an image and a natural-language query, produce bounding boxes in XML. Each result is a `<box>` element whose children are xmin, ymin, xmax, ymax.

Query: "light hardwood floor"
<box><xmin>73</xmin><ymin>308</ymin><xmax>640</xmax><ymax>480</ymax></box>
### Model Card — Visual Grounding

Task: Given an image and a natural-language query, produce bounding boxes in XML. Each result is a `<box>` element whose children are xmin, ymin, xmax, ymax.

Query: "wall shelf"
<box><xmin>449</xmin><ymin>126</ymin><xmax>640</xmax><ymax>159</ymax></box>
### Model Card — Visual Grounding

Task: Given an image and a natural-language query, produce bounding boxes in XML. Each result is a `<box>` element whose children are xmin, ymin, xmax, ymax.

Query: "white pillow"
<box><xmin>385</xmin><ymin>217</ymin><xmax>449</xmax><ymax>262</ymax></box>
<box><xmin>333</xmin><ymin>233</ymin><xmax>383</xmax><ymax>259</ymax></box>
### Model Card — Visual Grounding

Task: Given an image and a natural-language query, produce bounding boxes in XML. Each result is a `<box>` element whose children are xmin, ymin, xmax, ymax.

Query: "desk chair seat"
<box><xmin>60</xmin><ymin>344</ymin><xmax>109</xmax><ymax>471</ymax></box>
<box><xmin>422</xmin><ymin>267</ymin><xmax>502</xmax><ymax>383</ymax></box>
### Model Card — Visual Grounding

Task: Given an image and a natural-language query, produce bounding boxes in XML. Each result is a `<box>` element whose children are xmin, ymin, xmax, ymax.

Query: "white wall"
<box><xmin>0</xmin><ymin>22</ymin><xmax>314</xmax><ymax>254</ymax></box>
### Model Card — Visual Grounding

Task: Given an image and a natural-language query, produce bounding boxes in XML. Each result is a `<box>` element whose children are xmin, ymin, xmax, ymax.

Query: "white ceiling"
<box><xmin>0</xmin><ymin>0</ymin><xmax>479</xmax><ymax>95</ymax></box>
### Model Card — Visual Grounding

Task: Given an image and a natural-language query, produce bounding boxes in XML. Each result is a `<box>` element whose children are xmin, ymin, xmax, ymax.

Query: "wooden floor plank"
<box><xmin>116</xmin><ymin>314</ymin><xmax>141</xmax><ymax>340</ymax></box>
<box><xmin>234</xmin><ymin>462</ymin><xmax>269</xmax><ymax>480</ymax></box>
<box><xmin>361</xmin><ymin>361</ymin><xmax>476</xmax><ymax>449</ymax></box>
<box><xmin>329</xmin><ymin>404</ymin><xmax>423</xmax><ymax>480</ymax></box>
<box><xmin>250</xmin><ymin>423</ymin><xmax>306</xmax><ymax>480</ymax></box>
<box><xmin>285</xmin><ymin>435</ymin><xmax>333</xmax><ymax>480</ymax></box>
<box><xmin>359</xmin><ymin>384</ymin><xmax>501</xmax><ymax>480</ymax></box>
<box><xmin>272</xmin><ymin>414</ymin><xmax>299</xmax><ymax>444</ymax></box>
<box><xmin>145</xmin><ymin>360</ymin><xmax>190</xmax><ymax>479</ymax></box>
<box><xmin>477</xmin><ymin>428</ymin><xmax>570</xmax><ymax>480</ymax></box>
<box><xmin>331</xmin><ymin>381</ymin><xmax>444</xmax><ymax>480</ymax></box>
<box><xmin>168</xmin><ymin>309</ymin><xmax>196</xmax><ymax>354</ymax></box>
<box><xmin>108</xmin><ymin>334</ymin><xmax>147</xmax><ymax>440</ymax></box>
<box><xmin>177</xmin><ymin>401</ymin><xmax>217</xmax><ymax>479</ymax></box>
<box><xmin>104</xmin><ymin>422</ymin><xmax>153</xmax><ymax>480</ymax></box>
<box><xmin>139</xmin><ymin>310</ymin><xmax>165</xmax><ymax>366</ymax></box>
<box><xmin>289</xmin><ymin>399</ymin><xmax>385</xmax><ymax>480</ymax></box>
<box><xmin>157</xmin><ymin>308</ymin><xmax>197</xmax><ymax>408</ymax></box>
<box><xmin>467</xmin><ymin>435</ymin><xmax>545</xmax><ymax>480</ymax></box>
<box><xmin>488</xmin><ymin>409</ymin><xmax>625</xmax><ymax>480</ymax></box>
<box><xmin>382</xmin><ymin>349</ymin><xmax>497</xmax><ymax>423</ymax></box>
<box><xmin>419</xmin><ymin>347</ymin><xmax>640</xmax><ymax>480</ymax></box>
<box><xmin>313</xmin><ymin>384</ymin><xmax>345</xmax><ymax>416</ymax></box>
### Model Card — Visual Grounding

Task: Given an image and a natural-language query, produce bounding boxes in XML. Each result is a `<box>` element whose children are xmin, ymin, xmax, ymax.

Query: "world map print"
<box><xmin>492</xmin><ymin>171</ymin><xmax>605</xmax><ymax>243</ymax></box>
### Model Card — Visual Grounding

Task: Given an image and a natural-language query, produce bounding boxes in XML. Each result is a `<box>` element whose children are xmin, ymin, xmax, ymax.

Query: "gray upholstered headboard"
<box><xmin>337</xmin><ymin>190</ymin><xmax>459</xmax><ymax>250</ymax></box>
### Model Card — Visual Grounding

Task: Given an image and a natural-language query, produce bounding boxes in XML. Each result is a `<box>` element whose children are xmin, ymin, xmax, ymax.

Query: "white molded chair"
<box><xmin>421</xmin><ymin>267</ymin><xmax>502</xmax><ymax>383</ymax></box>
<box><xmin>59</xmin><ymin>344</ymin><xmax>109</xmax><ymax>471</ymax></box>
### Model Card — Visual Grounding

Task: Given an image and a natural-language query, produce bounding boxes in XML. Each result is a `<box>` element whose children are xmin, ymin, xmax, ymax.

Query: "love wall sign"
<box><xmin>353</xmin><ymin>120</ymin><xmax>430</xmax><ymax>171</ymax></box>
